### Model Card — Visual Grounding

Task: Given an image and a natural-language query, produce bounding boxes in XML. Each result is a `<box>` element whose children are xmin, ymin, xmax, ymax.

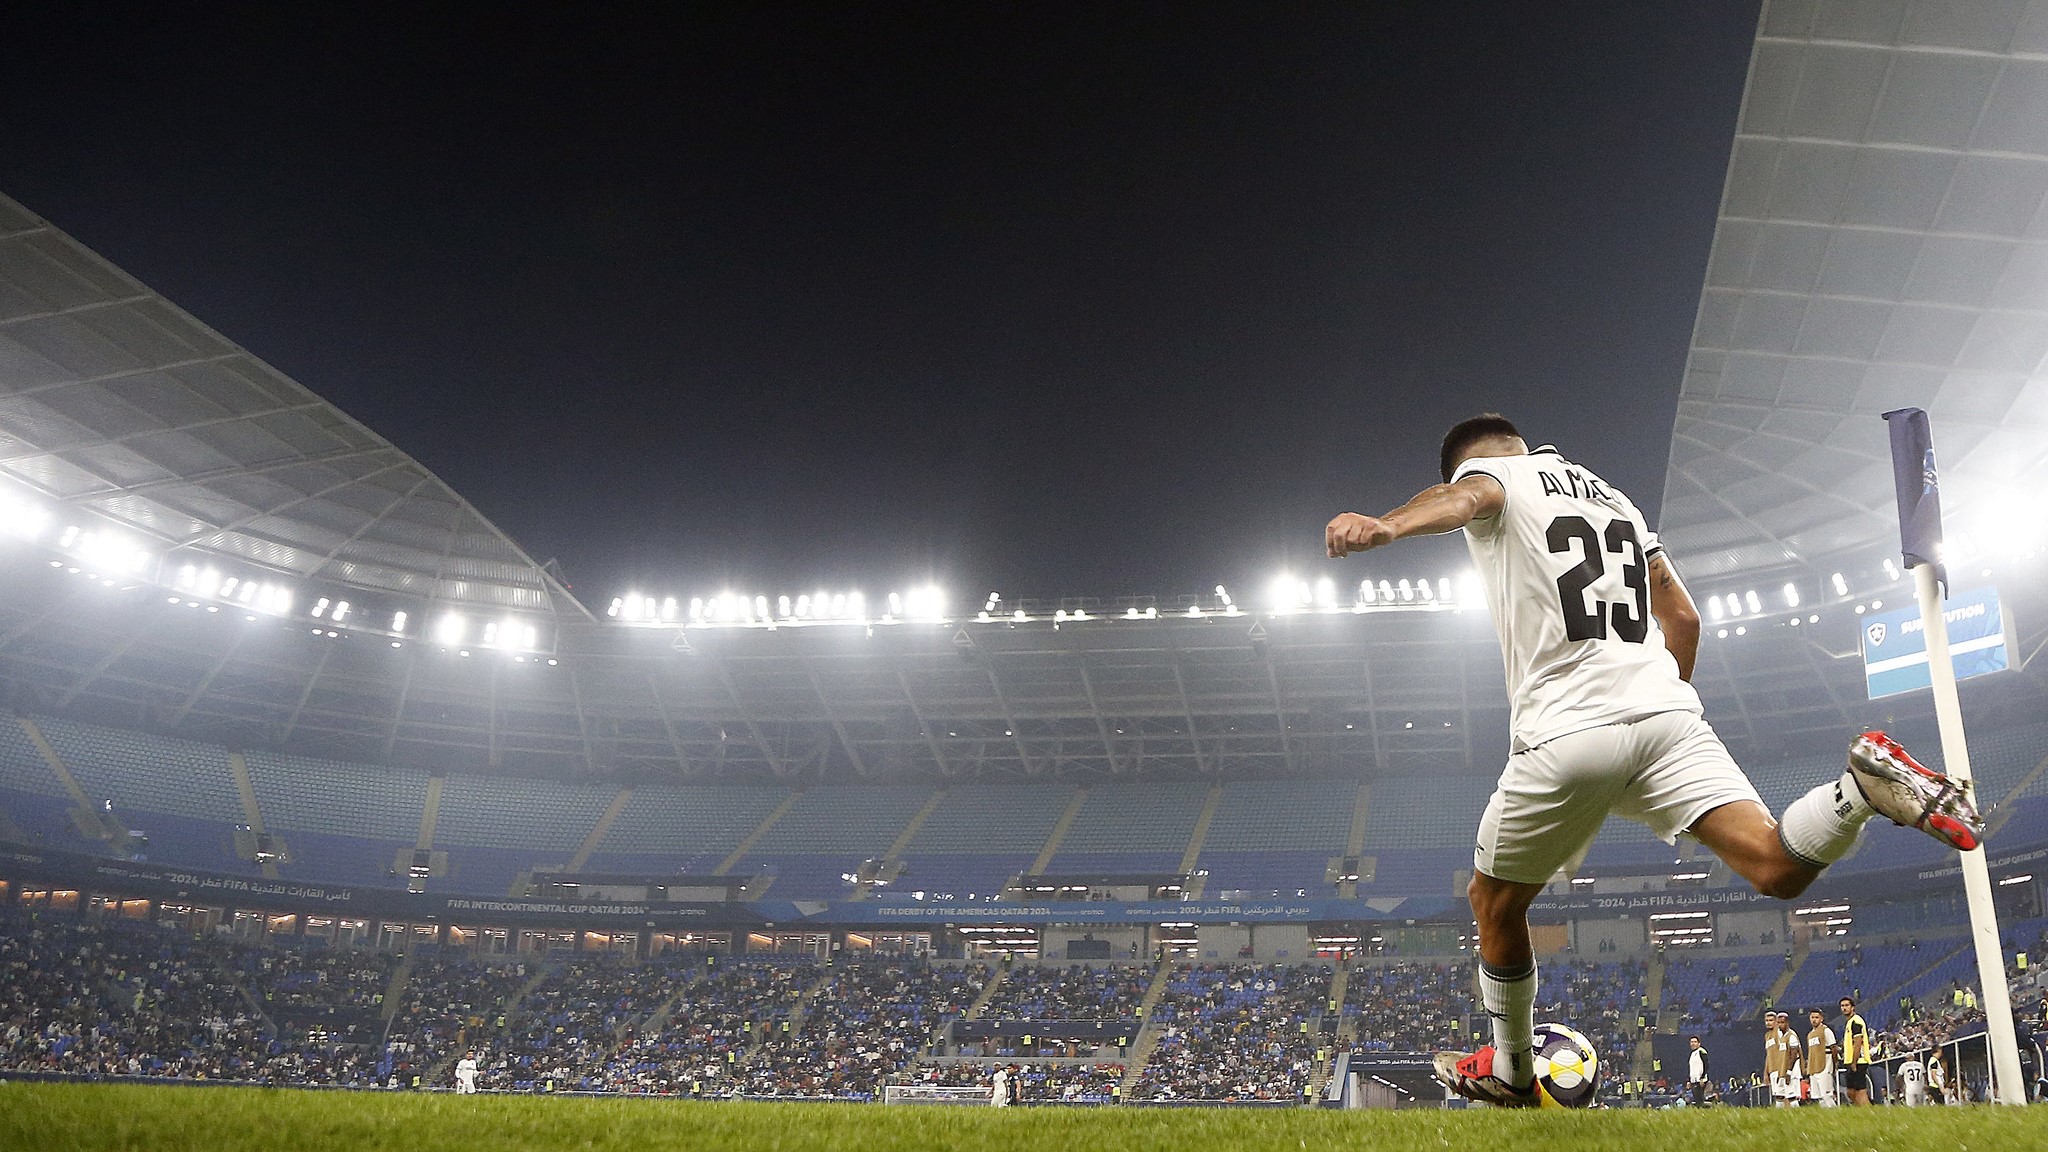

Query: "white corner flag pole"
<box><xmin>1909</xmin><ymin>560</ymin><xmax>2026</xmax><ymax>1105</ymax></box>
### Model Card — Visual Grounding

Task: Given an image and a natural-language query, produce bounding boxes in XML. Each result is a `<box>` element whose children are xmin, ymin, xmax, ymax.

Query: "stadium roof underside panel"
<box><xmin>0</xmin><ymin>555</ymin><xmax>1516</xmax><ymax>783</ymax></box>
<box><xmin>1661</xmin><ymin>0</ymin><xmax>2048</xmax><ymax>583</ymax></box>
<box><xmin>0</xmin><ymin>194</ymin><xmax>586</xmax><ymax>620</ymax></box>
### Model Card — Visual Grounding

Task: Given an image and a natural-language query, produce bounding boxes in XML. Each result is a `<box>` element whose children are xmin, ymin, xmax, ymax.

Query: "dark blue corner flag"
<box><xmin>1883</xmin><ymin>407</ymin><xmax>1946</xmax><ymax>590</ymax></box>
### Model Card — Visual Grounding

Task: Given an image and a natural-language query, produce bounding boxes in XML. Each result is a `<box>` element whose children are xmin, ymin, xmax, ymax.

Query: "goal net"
<box><xmin>881</xmin><ymin>1084</ymin><xmax>995</xmax><ymax>1106</ymax></box>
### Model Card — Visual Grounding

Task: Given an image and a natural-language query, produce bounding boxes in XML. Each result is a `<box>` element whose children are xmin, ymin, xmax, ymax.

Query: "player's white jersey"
<box><xmin>1452</xmin><ymin>447</ymin><xmax>1702</xmax><ymax>748</ymax></box>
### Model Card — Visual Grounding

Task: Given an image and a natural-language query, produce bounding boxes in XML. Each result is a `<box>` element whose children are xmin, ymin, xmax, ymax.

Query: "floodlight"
<box><xmin>1883</xmin><ymin>558</ymin><xmax>1900</xmax><ymax>581</ymax></box>
<box><xmin>1359</xmin><ymin>580</ymin><xmax>1375</xmax><ymax>603</ymax></box>
<box><xmin>1378</xmin><ymin>580</ymin><xmax>1394</xmax><ymax>602</ymax></box>
<box><xmin>1314</xmin><ymin>576</ymin><xmax>1337</xmax><ymax>607</ymax></box>
<box><xmin>1744</xmin><ymin>590</ymin><xmax>1761</xmax><ymax>614</ymax></box>
<box><xmin>831</xmin><ymin>593</ymin><xmax>848</xmax><ymax>618</ymax></box>
<box><xmin>1831</xmin><ymin>572</ymin><xmax>1848</xmax><ymax>596</ymax></box>
<box><xmin>754</xmin><ymin>595</ymin><xmax>769</xmax><ymax>619</ymax></box>
<box><xmin>312</xmin><ymin>597</ymin><xmax>330</xmax><ymax>619</ymax></box>
<box><xmin>392</xmin><ymin>611</ymin><xmax>408</xmax><ymax>633</ymax></box>
<box><xmin>888</xmin><ymin>592</ymin><xmax>903</xmax><ymax>616</ymax></box>
<box><xmin>1397</xmin><ymin>579</ymin><xmax>1414</xmax><ymax>602</ymax></box>
<box><xmin>661</xmin><ymin>597</ymin><xmax>678</xmax><ymax>621</ymax></box>
<box><xmin>223</xmin><ymin>577</ymin><xmax>241</xmax><ymax>598</ymax></box>
<box><xmin>1870</xmin><ymin>599</ymin><xmax>1882</xmax><ymax>610</ymax></box>
<box><xmin>436</xmin><ymin>613</ymin><xmax>466</xmax><ymax>645</ymax></box>
<box><xmin>778</xmin><ymin>595</ymin><xmax>792</xmax><ymax>618</ymax></box>
<box><xmin>1734</xmin><ymin>626</ymin><xmax>1746</xmax><ymax>636</ymax></box>
<box><xmin>691</xmin><ymin>597</ymin><xmax>706</xmax><ymax>621</ymax></box>
<box><xmin>57</xmin><ymin>525</ymin><xmax>78</xmax><ymax>547</ymax></box>
<box><xmin>1438</xmin><ymin>578</ymin><xmax>1451</xmax><ymax>601</ymax></box>
<box><xmin>237</xmin><ymin>582</ymin><xmax>257</xmax><ymax>604</ymax></box>
<box><xmin>1782</xmin><ymin>583</ymin><xmax>1800</xmax><ymax>609</ymax></box>
<box><xmin>1707</xmin><ymin>597</ymin><xmax>1723</xmax><ymax>622</ymax></box>
<box><xmin>1418</xmin><ymin>580</ymin><xmax>1434</xmax><ymax>602</ymax></box>
<box><xmin>607</xmin><ymin>598</ymin><xmax>621</xmax><ymax>618</ymax></box>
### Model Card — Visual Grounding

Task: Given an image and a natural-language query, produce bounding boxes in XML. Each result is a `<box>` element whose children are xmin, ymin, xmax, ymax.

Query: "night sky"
<box><xmin>4</xmin><ymin>3</ymin><xmax>1759</xmax><ymax>608</ymax></box>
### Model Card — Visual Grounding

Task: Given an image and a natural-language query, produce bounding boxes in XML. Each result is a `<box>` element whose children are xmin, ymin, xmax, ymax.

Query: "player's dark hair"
<box><xmin>1439</xmin><ymin>413</ymin><xmax>1523</xmax><ymax>483</ymax></box>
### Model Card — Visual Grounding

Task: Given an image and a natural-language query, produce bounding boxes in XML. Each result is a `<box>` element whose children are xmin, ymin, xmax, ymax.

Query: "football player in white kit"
<box><xmin>1324</xmin><ymin>414</ymin><xmax>1984</xmax><ymax>1107</ymax></box>
<box><xmin>454</xmin><ymin>1051</ymin><xmax>480</xmax><ymax>1094</ymax></box>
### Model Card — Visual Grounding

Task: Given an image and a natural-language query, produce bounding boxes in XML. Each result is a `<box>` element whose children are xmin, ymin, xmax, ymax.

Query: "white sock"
<box><xmin>1778</xmin><ymin>770</ymin><xmax>1875</xmax><ymax>867</ymax></box>
<box><xmin>1479</xmin><ymin>960</ymin><xmax>1537</xmax><ymax>1088</ymax></box>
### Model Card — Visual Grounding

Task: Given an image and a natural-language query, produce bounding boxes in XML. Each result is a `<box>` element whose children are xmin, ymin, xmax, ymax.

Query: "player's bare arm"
<box><xmin>1326</xmin><ymin>474</ymin><xmax>1505</xmax><ymax>558</ymax></box>
<box><xmin>1646</xmin><ymin>551</ymin><xmax>1701</xmax><ymax>682</ymax></box>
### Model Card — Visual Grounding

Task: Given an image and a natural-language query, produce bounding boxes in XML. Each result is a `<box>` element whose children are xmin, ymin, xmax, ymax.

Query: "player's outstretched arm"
<box><xmin>1647</xmin><ymin>551</ymin><xmax>1700</xmax><ymax>681</ymax></box>
<box><xmin>1326</xmin><ymin>475</ymin><xmax>1504</xmax><ymax>558</ymax></box>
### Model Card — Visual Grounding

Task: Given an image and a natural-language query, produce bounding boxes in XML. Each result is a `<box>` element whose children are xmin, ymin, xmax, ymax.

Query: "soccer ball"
<box><xmin>1531</xmin><ymin>1021</ymin><xmax>1599</xmax><ymax>1109</ymax></box>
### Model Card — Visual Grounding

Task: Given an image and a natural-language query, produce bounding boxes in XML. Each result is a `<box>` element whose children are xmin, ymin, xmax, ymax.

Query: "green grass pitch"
<box><xmin>5</xmin><ymin>1082</ymin><xmax>2045</xmax><ymax>1152</ymax></box>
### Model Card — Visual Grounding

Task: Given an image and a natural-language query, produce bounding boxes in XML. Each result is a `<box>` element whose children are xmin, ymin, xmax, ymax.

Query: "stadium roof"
<box><xmin>0</xmin><ymin>193</ymin><xmax>587</xmax><ymax>621</ymax></box>
<box><xmin>1660</xmin><ymin>0</ymin><xmax>2048</xmax><ymax>583</ymax></box>
<box><xmin>3</xmin><ymin>4</ymin><xmax>2046</xmax><ymax>789</ymax></box>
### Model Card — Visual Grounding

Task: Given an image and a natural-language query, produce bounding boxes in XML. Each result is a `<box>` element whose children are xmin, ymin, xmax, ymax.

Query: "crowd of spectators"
<box><xmin>902</xmin><ymin>1060</ymin><xmax>1124</xmax><ymax>1101</ymax></box>
<box><xmin>976</xmin><ymin>962</ymin><xmax>1151</xmax><ymax>1021</ymax></box>
<box><xmin>733</xmin><ymin>962</ymin><xmax>988</xmax><ymax>1097</ymax></box>
<box><xmin>45</xmin><ymin>908</ymin><xmax>2048</xmax><ymax>1105</ymax></box>
<box><xmin>1344</xmin><ymin>960</ymin><xmax>1474</xmax><ymax>1052</ymax></box>
<box><xmin>1536</xmin><ymin>959</ymin><xmax>1645</xmax><ymax>1089</ymax></box>
<box><xmin>1660</xmin><ymin>955</ymin><xmax>1776</xmax><ymax>1031</ymax></box>
<box><xmin>0</xmin><ymin>912</ymin><xmax>324</xmax><ymax>1083</ymax></box>
<box><xmin>1131</xmin><ymin>963</ymin><xmax>1330</xmax><ymax>1101</ymax></box>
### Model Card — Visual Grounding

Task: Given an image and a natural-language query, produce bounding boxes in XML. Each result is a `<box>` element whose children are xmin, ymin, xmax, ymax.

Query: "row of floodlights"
<box><xmin>610</xmin><ymin>586</ymin><xmax>949</xmax><ymax>626</ymax></box>
<box><xmin>6</xmin><ymin>490</ymin><xmax>554</xmax><ymax>659</ymax></box>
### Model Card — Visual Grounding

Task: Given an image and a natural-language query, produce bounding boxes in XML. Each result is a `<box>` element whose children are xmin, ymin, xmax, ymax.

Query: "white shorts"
<box><xmin>1474</xmin><ymin>709</ymin><xmax>1764</xmax><ymax>885</ymax></box>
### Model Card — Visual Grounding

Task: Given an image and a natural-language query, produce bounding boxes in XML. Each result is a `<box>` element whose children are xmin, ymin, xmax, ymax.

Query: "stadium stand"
<box><xmin>977</xmin><ymin>963</ymin><xmax>1152</xmax><ymax>1022</ymax></box>
<box><xmin>433</xmin><ymin>774</ymin><xmax>616</xmax><ymax>893</ymax></box>
<box><xmin>1660</xmin><ymin>954</ymin><xmax>1782</xmax><ymax>1030</ymax></box>
<box><xmin>244</xmin><ymin>749</ymin><xmax>429</xmax><ymax>885</ymax></box>
<box><xmin>1196</xmin><ymin>779</ymin><xmax>1353</xmax><ymax>897</ymax></box>
<box><xmin>1344</xmin><ymin>959</ymin><xmax>1475</xmax><ymax>1052</ymax></box>
<box><xmin>581</xmin><ymin>785</ymin><xmax>787</xmax><ymax>876</ymax></box>
<box><xmin>0</xmin><ymin>717</ymin><xmax>77</xmax><ymax>848</ymax></box>
<box><xmin>736</xmin><ymin>960</ymin><xmax>987</xmax><ymax>1096</ymax></box>
<box><xmin>1047</xmin><ymin>784</ymin><xmax>1208</xmax><ymax>875</ymax></box>
<box><xmin>35</xmin><ymin>717</ymin><xmax>248</xmax><ymax>872</ymax></box>
<box><xmin>1132</xmin><ymin>963</ymin><xmax>1330</xmax><ymax>1101</ymax></box>
<box><xmin>735</xmin><ymin>786</ymin><xmax>934</xmax><ymax>899</ymax></box>
<box><xmin>895</xmin><ymin>785</ymin><xmax>1074</xmax><ymax>898</ymax></box>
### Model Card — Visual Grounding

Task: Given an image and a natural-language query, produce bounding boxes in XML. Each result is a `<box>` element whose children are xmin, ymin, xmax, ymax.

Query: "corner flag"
<box><xmin>1882</xmin><ymin>407</ymin><xmax>1945</xmax><ymax>588</ymax></box>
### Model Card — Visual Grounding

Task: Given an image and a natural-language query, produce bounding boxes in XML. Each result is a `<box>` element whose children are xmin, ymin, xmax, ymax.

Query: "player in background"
<box><xmin>990</xmin><ymin>1063</ymin><xmax>1011</xmax><ymax>1108</ymax></box>
<box><xmin>1773</xmin><ymin>1011</ymin><xmax>1804</xmax><ymax>1107</ymax></box>
<box><xmin>1324</xmin><ymin>414</ymin><xmax>1984</xmax><ymax>1107</ymax></box>
<box><xmin>1898</xmin><ymin>1050</ymin><xmax>1926</xmax><ymax>1106</ymax></box>
<box><xmin>1805</xmin><ymin>1006</ymin><xmax>1839</xmax><ymax>1106</ymax></box>
<box><xmin>1839</xmin><ymin>996</ymin><xmax>1874</xmax><ymax>1105</ymax></box>
<box><xmin>1685</xmin><ymin>1036</ymin><xmax>1710</xmax><ymax>1107</ymax></box>
<box><xmin>454</xmin><ymin>1051</ymin><xmax>479</xmax><ymax>1094</ymax></box>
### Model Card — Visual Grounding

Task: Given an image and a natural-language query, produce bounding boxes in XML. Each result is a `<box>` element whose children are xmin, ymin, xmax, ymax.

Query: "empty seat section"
<box><xmin>1198</xmin><ymin>779</ymin><xmax>1355</xmax><ymax>896</ymax></box>
<box><xmin>586</xmin><ymin>785</ymin><xmax>787</xmax><ymax>874</ymax></box>
<box><xmin>37</xmin><ymin>717</ymin><xmax>241</xmax><ymax>824</ymax></box>
<box><xmin>1199</xmin><ymin>852</ymin><xmax>1331</xmax><ymax>897</ymax></box>
<box><xmin>896</xmin><ymin>786</ymin><xmax>1070</xmax><ymax>895</ymax></box>
<box><xmin>0</xmin><ymin>717</ymin><xmax>78</xmax><ymax>848</ymax></box>
<box><xmin>435</xmin><ymin>773</ymin><xmax>615</xmax><ymax>891</ymax></box>
<box><xmin>37</xmin><ymin>718</ymin><xmax>245</xmax><ymax>869</ymax></box>
<box><xmin>737</xmin><ymin>787</ymin><xmax>933</xmax><ymax>900</ymax></box>
<box><xmin>1359</xmin><ymin>775</ymin><xmax>1489</xmax><ymax>894</ymax></box>
<box><xmin>1048</xmin><ymin>784</ymin><xmax>1206</xmax><ymax>874</ymax></box>
<box><xmin>245</xmin><ymin>749</ymin><xmax>427</xmax><ymax>885</ymax></box>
